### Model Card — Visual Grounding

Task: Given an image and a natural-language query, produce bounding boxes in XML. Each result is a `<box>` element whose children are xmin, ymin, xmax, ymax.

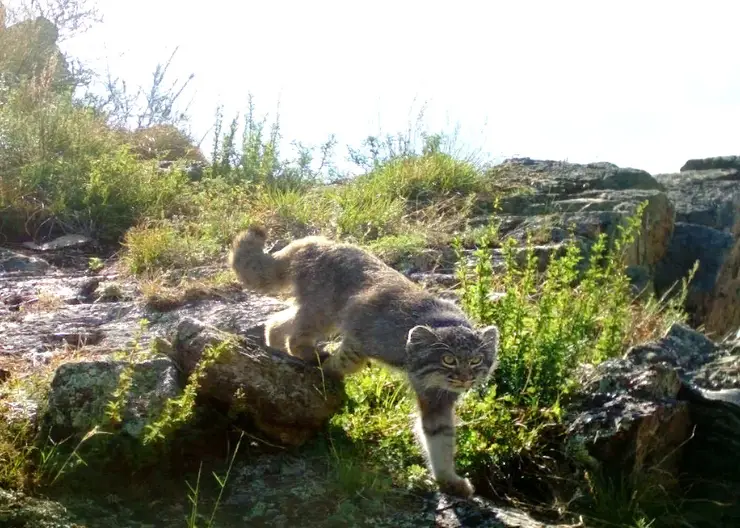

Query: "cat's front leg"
<box><xmin>415</xmin><ymin>388</ymin><xmax>474</xmax><ymax>498</ymax></box>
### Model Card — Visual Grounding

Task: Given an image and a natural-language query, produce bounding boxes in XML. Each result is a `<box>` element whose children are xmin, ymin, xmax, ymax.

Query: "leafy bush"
<box><xmin>0</xmin><ymin>75</ymin><xmax>190</xmax><ymax>241</ymax></box>
<box><xmin>210</xmin><ymin>97</ymin><xmax>336</xmax><ymax>192</ymax></box>
<box><xmin>122</xmin><ymin>124</ymin><xmax>205</xmax><ymax>162</ymax></box>
<box><xmin>328</xmin><ymin>204</ymin><xmax>689</xmax><ymax>519</ymax></box>
<box><xmin>123</xmin><ymin>223</ymin><xmax>200</xmax><ymax>275</ymax></box>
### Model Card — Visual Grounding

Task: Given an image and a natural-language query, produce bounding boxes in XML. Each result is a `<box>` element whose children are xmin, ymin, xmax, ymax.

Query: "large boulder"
<box><xmin>163</xmin><ymin>317</ymin><xmax>345</xmax><ymax>447</ymax></box>
<box><xmin>485</xmin><ymin>159</ymin><xmax>675</xmax><ymax>291</ymax></box>
<box><xmin>654</xmin><ymin>166</ymin><xmax>740</xmax><ymax>232</ymax></box>
<box><xmin>486</xmin><ymin>157</ymin><xmax>740</xmax><ymax>334</ymax></box>
<box><xmin>565</xmin><ymin>324</ymin><xmax>740</xmax><ymax>523</ymax></box>
<box><xmin>0</xmin><ymin>248</ymin><xmax>49</xmax><ymax>274</ymax></box>
<box><xmin>654</xmin><ymin>158</ymin><xmax>740</xmax><ymax>336</ymax></box>
<box><xmin>653</xmin><ymin>223</ymin><xmax>736</xmax><ymax>329</ymax></box>
<box><xmin>224</xmin><ymin>452</ymin><xmax>566</xmax><ymax>528</ymax></box>
<box><xmin>680</xmin><ymin>156</ymin><xmax>740</xmax><ymax>172</ymax></box>
<box><xmin>42</xmin><ymin>358</ymin><xmax>181</xmax><ymax>440</ymax></box>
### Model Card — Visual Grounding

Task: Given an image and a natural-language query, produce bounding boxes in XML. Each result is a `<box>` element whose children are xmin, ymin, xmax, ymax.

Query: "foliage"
<box><xmin>327</xmin><ymin>204</ymin><xmax>692</xmax><ymax>527</ymax></box>
<box><xmin>0</xmin><ymin>74</ymin><xmax>190</xmax><ymax>241</ymax></box>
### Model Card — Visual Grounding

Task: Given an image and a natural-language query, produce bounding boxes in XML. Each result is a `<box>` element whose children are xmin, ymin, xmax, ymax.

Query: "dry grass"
<box><xmin>17</xmin><ymin>292</ymin><xmax>65</xmax><ymax>313</ymax></box>
<box><xmin>138</xmin><ymin>273</ymin><xmax>243</xmax><ymax>312</ymax></box>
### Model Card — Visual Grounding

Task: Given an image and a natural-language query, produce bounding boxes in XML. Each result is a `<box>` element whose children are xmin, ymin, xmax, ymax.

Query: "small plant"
<box><xmin>123</xmin><ymin>223</ymin><xmax>202</xmax><ymax>275</ymax></box>
<box><xmin>106</xmin><ymin>319</ymin><xmax>152</xmax><ymax>426</ymax></box>
<box><xmin>87</xmin><ymin>256</ymin><xmax>105</xmax><ymax>272</ymax></box>
<box><xmin>143</xmin><ymin>339</ymin><xmax>232</xmax><ymax>445</ymax></box>
<box><xmin>366</xmin><ymin>233</ymin><xmax>429</xmax><ymax>267</ymax></box>
<box><xmin>185</xmin><ymin>431</ymin><xmax>245</xmax><ymax>528</ymax></box>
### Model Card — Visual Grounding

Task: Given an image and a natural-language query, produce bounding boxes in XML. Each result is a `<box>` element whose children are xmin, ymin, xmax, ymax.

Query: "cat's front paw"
<box><xmin>437</xmin><ymin>476</ymin><xmax>475</xmax><ymax>499</ymax></box>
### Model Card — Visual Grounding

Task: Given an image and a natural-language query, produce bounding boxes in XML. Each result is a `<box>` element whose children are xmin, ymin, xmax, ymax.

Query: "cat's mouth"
<box><xmin>447</xmin><ymin>379</ymin><xmax>474</xmax><ymax>391</ymax></box>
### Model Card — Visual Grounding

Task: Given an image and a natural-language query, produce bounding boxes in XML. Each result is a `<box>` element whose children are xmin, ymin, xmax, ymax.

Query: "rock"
<box><xmin>566</xmin><ymin>324</ymin><xmax>740</xmax><ymax>506</ymax></box>
<box><xmin>495</xmin><ymin>158</ymin><xmax>662</xmax><ymax>194</ymax></box>
<box><xmin>0</xmin><ymin>257</ymin><xmax>286</xmax><ymax>359</ymax></box>
<box><xmin>654</xmin><ymin>223</ymin><xmax>737</xmax><ymax>332</ymax></box>
<box><xmin>703</xmin><ymin>237</ymin><xmax>740</xmax><ymax>337</ymax></box>
<box><xmin>185</xmin><ymin>162</ymin><xmax>205</xmax><ymax>181</ymax></box>
<box><xmin>42</xmin><ymin>357</ymin><xmax>181</xmax><ymax>440</ymax></box>
<box><xmin>225</xmin><ymin>451</ymin><xmax>565</xmax><ymax>528</ymax></box>
<box><xmin>677</xmin><ymin>384</ymin><xmax>740</xmax><ymax>527</ymax></box>
<box><xmin>42</xmin><ymin>328</ymin><xmax>105</xmax><ymax>347</ymax></box>
<box><xmin>0</xmin><ymin>489</ymin><xmax>80</xmax><ymax>528</ymax></box>
<box><xmin>76</xmin><ymin>277</ymin><xmax>101</xmax><ymax>301</ymax></box>
<box><xmin>0</xmin><ymin>248</ymin><xmax>49</xmax><ymax>274</ymax></box>
<box><xmin>489</xmin><ymin>156</ymin><xmax>740</xmax><ymax>331</ymax></box>
<box><xmin>489</xmin><ymin>160</ymin><xmax>675</xmax><ymax>295</ymax></box>
<box><xmin>652</xmin><ymin>161</ymin><xmax>740</xmax><ymax>335</ymax></box>
<box><xmin>654</xmin><ymin>168</ymin><xmax>740</xmax><ymax>232</ymax></box>
<box><xmin>567</xmin><ymin>358</ymin><xmax>690</xmax><ymax>490</ymax></box>
<box><xmin>0</xmin><ymin>459</ymin><xmax>562</xmax><ymax>528</ymax></box>
<box><xmin>21</xmin><ymin>234</ymin><xmax>93</xmax><ymax>252</ymax></box>
<box><xmin>680</xmin><ymin>155</ymin><xmax>740</xmax><ymax>172</ymax></box>
<box><xmin>163</xmin><ymin>317</ymin><xmax>345</xmax><ymax>446</ymax></box>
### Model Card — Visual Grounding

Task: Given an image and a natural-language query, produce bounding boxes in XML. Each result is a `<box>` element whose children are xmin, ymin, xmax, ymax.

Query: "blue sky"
<box><xmin>55</xmin><ymin>0</ymin><xmax>740</xmax><ymax>174</ymax></box>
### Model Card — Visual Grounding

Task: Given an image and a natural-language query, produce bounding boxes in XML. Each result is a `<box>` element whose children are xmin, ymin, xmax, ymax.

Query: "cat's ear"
<box><xmin>480</xmin><ymin>325</ymin><xmax>500</xmax><ymax>353</ymax></box>
<box><xmin>406</xmin><ymin>325</ymin><xmax>438</xmax><ymax>350</ymax></box>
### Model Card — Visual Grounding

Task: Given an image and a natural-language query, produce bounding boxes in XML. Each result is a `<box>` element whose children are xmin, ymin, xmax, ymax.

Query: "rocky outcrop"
<box><xmin>565</xmin><ymin>324</ymin><xmax>740</xmax><ymax>524</ymax></box>
<box><xmin>43</xmin><ymin>358</ymin><xmax>180</xmax><ymax>440</ymax></box>
<box><xmin>484</xmin><ymin>159</ymin><xmax>675</xmax><ymax>295</ymax></box>
<box><xmin>162</xmin><ymin>317</ymin><xmax>345</xmax><ymax>446</ymax></box>
<box><xmin>0</xmin><ymin>476</ymin><xmax>566</xmax><ymax>528</ymax></box>
<box><xmin>225</xmin><ymin>453</ymin><xmax>567</xmax><ymax>528</ymax></box>
<box><xmin>680</xmin><ymin>156</ymin><xmax>740</xmax><ymax>172</ymax></box>
<box><xmin>654</xmin><ymin>161</ymin><xmax>740</xmax><ymax>337</ymax></box>
<box><xmin>481</xmin><ymin>157</ymin><xmax>740</xmax><ymax>336</ymax></box>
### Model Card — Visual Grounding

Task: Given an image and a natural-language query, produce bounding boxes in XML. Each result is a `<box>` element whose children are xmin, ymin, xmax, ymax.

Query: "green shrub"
<box><xmin>328</xmin><ymin>204</ymin><xmax>690</xmax><ymax>521</ymax></box>
<box><xmin>0</xmin><ymin>78</ymin><xmax>190</xmax><ymax>241</ymax></box>
<box><xmin>123</xmin><ymin>223</ymin><xmax>204</xmax><ymax>274</ymax></box>
<box><xmin>122</xmin><ymin>124</ymin><xmax>205</xmax><ymax>162</ymax></box>
<box><xmin>326</xmin><ymin>182</ymin><xmax>406</xmax><ymax>241</ymax></box>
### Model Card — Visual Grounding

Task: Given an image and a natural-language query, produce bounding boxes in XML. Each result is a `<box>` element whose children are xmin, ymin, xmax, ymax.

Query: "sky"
<box><xmin>50</xmin><ymin>0</ymin><xmax>740</xmax><ymax>174</ymax></box>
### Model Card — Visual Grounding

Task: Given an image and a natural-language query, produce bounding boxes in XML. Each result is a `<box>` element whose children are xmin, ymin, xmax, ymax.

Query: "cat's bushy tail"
<box><xmin>228</xmin><ymin>226</ymin><xmax>290</xmax><ymax>295</ymax></box>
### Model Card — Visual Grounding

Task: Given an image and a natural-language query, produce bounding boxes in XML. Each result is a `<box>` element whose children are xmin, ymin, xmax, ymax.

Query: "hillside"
<box><xmin>1</xmin><ymin>10</ymin><xmax>739</xmax><ymax>528</ymax></box>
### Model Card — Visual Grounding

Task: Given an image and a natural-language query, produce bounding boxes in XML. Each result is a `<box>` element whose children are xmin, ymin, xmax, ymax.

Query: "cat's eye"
<box><xmin>441</xmin><ymin>354</ymin><xmax>457</xmax><ymax>367</ymax></box>
<box><xmin>469</xmin><ymin>355</ymin><xmax>483</xmax><ymax>366</ymax></box>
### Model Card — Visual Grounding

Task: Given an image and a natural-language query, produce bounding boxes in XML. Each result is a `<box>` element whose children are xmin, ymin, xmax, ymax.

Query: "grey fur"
<box><xmin>229</xmin><ymin>226</ymin><xmax>500</xmax><ymax>498</ymax></box>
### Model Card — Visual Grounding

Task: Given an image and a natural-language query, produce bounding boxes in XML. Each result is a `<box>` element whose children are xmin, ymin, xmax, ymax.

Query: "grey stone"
<box><xmin>496</xmin><ymin>158</ymin><xmax>662</xmax><ymax>193</ymax></box>
<box><xmin>680</xmin><ymin>155</ymin><xmax>740</xmax><ymax>172</ymax></box>
<box><xmin>653</xmin><ymin>223</ymin><xmax>736</xmax><ymax>327</ymax></box>
<box><xmin>566</xmin><ymin>323</ymin><xmax>740</xmax><ymax>497</ymax></box>
<box><xmin>224</xmin><ymin>451</ymin><xmax>563</xmax><ymax>528</ymax></box>
<box><xmin>22</xmin><ymin>234</ymin><xmax>93</xmax><ymax>252</ymax></box>
<box><xmin>163</xmin><ymin>317</ymin><xmax>345</xmax><ymax>446</ymax></box>
<box><xmin>654</xmin><ymin>169</ymin><xmax>740</xmax><ymax>231</ymax></box>
<box><xmin>0</xmin><ymin>248</ymin><xmax>49</xmax><ymax>274</ymax></box>
<box><xmin>42</xmin><ymin>357</ymin><xmax>181</xmax><ymax>440</ymax></box>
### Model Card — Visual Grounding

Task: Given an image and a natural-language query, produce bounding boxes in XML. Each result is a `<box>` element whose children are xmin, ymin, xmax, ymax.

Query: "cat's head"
<box><xmin>405</xmin><ymin>324</ymin><xmax>500</xmax><ymax>393</ymax></box>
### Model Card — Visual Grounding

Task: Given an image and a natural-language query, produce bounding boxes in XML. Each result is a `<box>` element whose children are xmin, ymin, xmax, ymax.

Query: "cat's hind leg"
<box><xmin>265</xmin><ymin>306</ymin><xmax>298</xmax><ymax>353</ymax></box>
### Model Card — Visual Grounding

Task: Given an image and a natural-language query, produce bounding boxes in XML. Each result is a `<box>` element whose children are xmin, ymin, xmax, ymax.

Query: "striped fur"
<box><xmin>229</xmin><ymin>226</ymin><xmax>500</xmax><ymax>497</ymax></box>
